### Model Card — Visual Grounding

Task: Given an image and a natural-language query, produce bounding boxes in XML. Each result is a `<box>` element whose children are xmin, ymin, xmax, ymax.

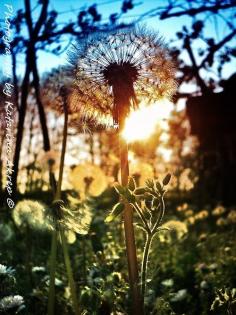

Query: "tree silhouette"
<box><xmin>0</xmin><ymin>0</ymin><xmax>136</xmax><ymax>196</ymax></box>
<box><xmin>136</xmin><ymin>0</ymin><xmax>236</xmax><ymax>204</ymax></box>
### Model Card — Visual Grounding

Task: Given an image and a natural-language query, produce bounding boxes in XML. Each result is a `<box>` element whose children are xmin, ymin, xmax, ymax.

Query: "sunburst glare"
<box><xmin>122</xmin><ymin>98</ymin><xmax>174</xmax><ymax>142</ymax></box>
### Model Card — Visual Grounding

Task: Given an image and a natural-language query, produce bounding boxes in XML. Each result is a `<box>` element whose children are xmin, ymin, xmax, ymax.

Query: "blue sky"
<box><xmin>1</xmin><ymin>0</ymin><xmax>236</xmax><ymax>85</ymax></box>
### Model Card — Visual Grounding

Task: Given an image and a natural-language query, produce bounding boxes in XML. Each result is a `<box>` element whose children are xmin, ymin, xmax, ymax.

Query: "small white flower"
<box><xmin>161</xmin><ymin>278</ymin><xmax>174</xmax><ymax>287</ymax></box>
<box><xmin>0</xmin><ymin>264</ymin><xmax>7</xmax><ymax>274</ymax></box>
<box><xmin>170</xmin><ymin>289</ymin><xmax>188</xmax><ymax>302</ymax></box>
<box><xmin>32</xmin><ymin>266</ymin><xmax>46</xmax><ymax>273</ymax></box>
<box><xmin>0</xmin><ymin>295</ymin><xmax>24</xmax><ymax>311</ymax></box>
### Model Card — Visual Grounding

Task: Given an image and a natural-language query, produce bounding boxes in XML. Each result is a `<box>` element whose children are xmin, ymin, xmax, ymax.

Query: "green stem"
<box><xmin>82</xmin><ymin>238</ymin><xmax>87</xmax><ymax>284</ymax></box>
<box><xmin>55</xmin><ymin>95</ymin><xmax>68</xmax><ymax>200</ymax></box>
<box><xmin>151</xmin><ymin>195</ymin><xmax>165</xmax><ymax>234</ymax></box>
<box><xmin>59</xmin><ymin>226</ymin><xmax>81</xmax><ymax>315</ymax></box>
<box><xmin>58</xmin><ymin>94</ymin><xmax>80</xmax><ymax>314</ymax></box>
<box><xmin>119</xmin><ymin>132</ymin><xmax>143</xmax><ymax>315</ymax></box>
<box><xmin>26</xmin><ymin>224</ymin><xmax>33</xmax><ymax>288</ymax></box>
<box><xmin>134</xmin><ymin>202</ymin><xmax>150</xmax><ymax>233</ymax></box>
<box><xmin>141</xmin><ymin>234</ymin><xmax>153</xmax><ymax>303</ymax></box>
<box><xmin>47</xmin><ymin>229</ymin><xmax>58</xmax><ymax>315</ymax></box>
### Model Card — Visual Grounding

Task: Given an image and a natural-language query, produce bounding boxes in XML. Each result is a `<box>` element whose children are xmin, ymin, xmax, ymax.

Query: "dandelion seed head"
<box><xmin>38</xmin><ymin>150</ymin><xmax>60</xmax><ymax>172</ymax></box>
<box><xmin>119</xmin><ymin>160</ymin><xmax>154</xmax><ymax>186</ymax></box>
<box><xmin>12</xmin><ymin>200</ymin><xmax>50</xmax><ymax>230</ymax></box>
<box><xmin>69</xmin><ymin>26</ymin><xmax>177</xmax><ymax>125</ymax></box>
<box><xmin>0</xmin><ymin>223</ymin><xmax>13</xmax><ymax>242</ymax></box>
<box><xmin>42</xmin><ymin>67</ymin><xmax>105</xmax><ymax>130</ymax></box>
<box><xmin>227</xmin><ymin>210</ymin><xmax>236</xmax><ymax>223</ymax></box>
<box><xmin>69</xmin><ymin>163</ymin><xmax>108</xmax><ymax>198</ymax></box>
<box><xmin>194</xmin><ymin>210</ymin><xmax>209</xmax><ymax>221</ymax></box>
<box><xmin>64</xmin><ymin>230</ymin><xmax>77</xmax><ymax>244</ymax></box>
<box><xmin>42</xmin><ymin>66</ymin><xmax>79</xmax><ymax>115</ymax></box>
<box><xmin>160</xmin><ymin>220</ymin><xmax>188</xmax><ymax>242</ymax></box>
<box><xmin>212</xmin><ymin>205</ymin><xmax>225</xmax><ymax>216</ymax></box>
<box><xmin>58</xmin><ymin>203</ymin><xmax>92</xmax><ymax>235</ymax></box>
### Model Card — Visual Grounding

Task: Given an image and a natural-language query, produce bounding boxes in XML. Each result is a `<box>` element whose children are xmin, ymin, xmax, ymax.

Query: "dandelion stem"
<box><xmin>47</xmin><ymin>229</ymin><xmax>58</xmax><ymax>315</ymax></box>
<box><xmin>119</xmin><ymin>128</ymin><xmax>143</xmax><ymax>315</ymax></box>
<box><xmin>59</xmin><ymin>226</ymin><xmax>81</xmax><ymax>315</ymax></box>
<box><xmin>47</xmin><ymin>90</ymin><xmax>80</xmax><ymax>315</ymax></box>
<box><xmin>59</xmin><ymin>92</ymin><xmax>81</xmax><ymax>314</ymax></box>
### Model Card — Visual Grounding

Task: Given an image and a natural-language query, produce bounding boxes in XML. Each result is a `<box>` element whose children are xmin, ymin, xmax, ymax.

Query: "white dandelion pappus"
<box><xmin>69</xmin><ymin>26</ymin><xmax>177</xmax><ymax>126</ymax></box>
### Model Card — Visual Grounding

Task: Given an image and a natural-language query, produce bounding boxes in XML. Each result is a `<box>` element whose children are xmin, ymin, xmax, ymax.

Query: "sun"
<box><xmin>122</xmin><ymin>99</ymin><xmax>174</xmax><ymax>142</ymax></box>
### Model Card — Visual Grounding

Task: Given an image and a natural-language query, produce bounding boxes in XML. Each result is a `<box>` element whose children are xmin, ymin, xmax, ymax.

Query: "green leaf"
<box><xmin>105</xmin><ymin>202</ymin><xmax>125</xmax><ymax>223</ymax></box>
<box><xmin>163</xmin><ymin>173</ymin><xmax>171</xmax><ymax>186</ymax></box>
<box><xmin>156</xmin><ymin>227</ymin><xmax>170</xmax><ymax>232</ymax></box>
<box><xmin>152</xmin><ymin>197</ymin><xmax>159</xmax><ymax>208</ymax></box>
<box><xmin>146</xmin><ymin>179</ymin><xmax>154</xmax><ymax>188</ymax></box>
<box><xmin>134</xmin><ymin>187</ymin><xmax>146</xmax><ymax>195</ymax></box>
<box><xmin>155</xmin><ymin>181</ymin><xmax>162</xmax><ymax>192</ymax></box>
<box><xmin>128</xmin><ymin>177</ymin><xmax>136</xmax><ymax>191</ymax></box>
<box><xmin>124</xmin><ymin>189</ymin><xmax>136</xmax><ymax>203</ymax></box>
<box><xmin>143</xmin><ymin>208</ymin><xmax>151</xmax><ymax>221</ymax></box>
<box><xmin>114</xmin><ymin>184</ymin><xmax>125</xmax><ymax>195</ymax></box>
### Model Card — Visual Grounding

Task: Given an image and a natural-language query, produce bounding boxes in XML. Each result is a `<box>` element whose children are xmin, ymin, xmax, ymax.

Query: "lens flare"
<box><xmin>122</xmin><ymin>99</ymin><xmax>174</xmax><ymax>142</ymax></box>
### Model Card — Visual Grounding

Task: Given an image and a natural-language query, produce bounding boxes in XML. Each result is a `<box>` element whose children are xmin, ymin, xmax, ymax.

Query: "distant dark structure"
<box><xmin>186</xmin><ymin>73</ymin><xmax>236</xmax><ymax>205</ymax></box>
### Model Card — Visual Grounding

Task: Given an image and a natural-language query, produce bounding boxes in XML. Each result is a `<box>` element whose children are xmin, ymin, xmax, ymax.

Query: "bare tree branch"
<box><xmin>200</xmin><ymin>29</ymin><xmax>236</xmax><ymax>67</ymax></box>
<box><xmin>159</xmin><ymin>2</ymin><xmax>236</xmax><ymax>19</ymax></box>
<box><xmin>184</xmin><ymin>36</ymin><xmax>209</xmax><ymax>93</ymax></box>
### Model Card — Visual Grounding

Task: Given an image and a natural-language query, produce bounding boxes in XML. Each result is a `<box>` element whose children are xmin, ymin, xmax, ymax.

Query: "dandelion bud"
<box><xmin>128</xmin><ymin>177</ymin><xmax>136</xmax><ymax>191</ymax></box>
<box><xmin>162</xmin><ymin>173</ymin><xmax>171</xmax><ymax>186</ymax></box>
